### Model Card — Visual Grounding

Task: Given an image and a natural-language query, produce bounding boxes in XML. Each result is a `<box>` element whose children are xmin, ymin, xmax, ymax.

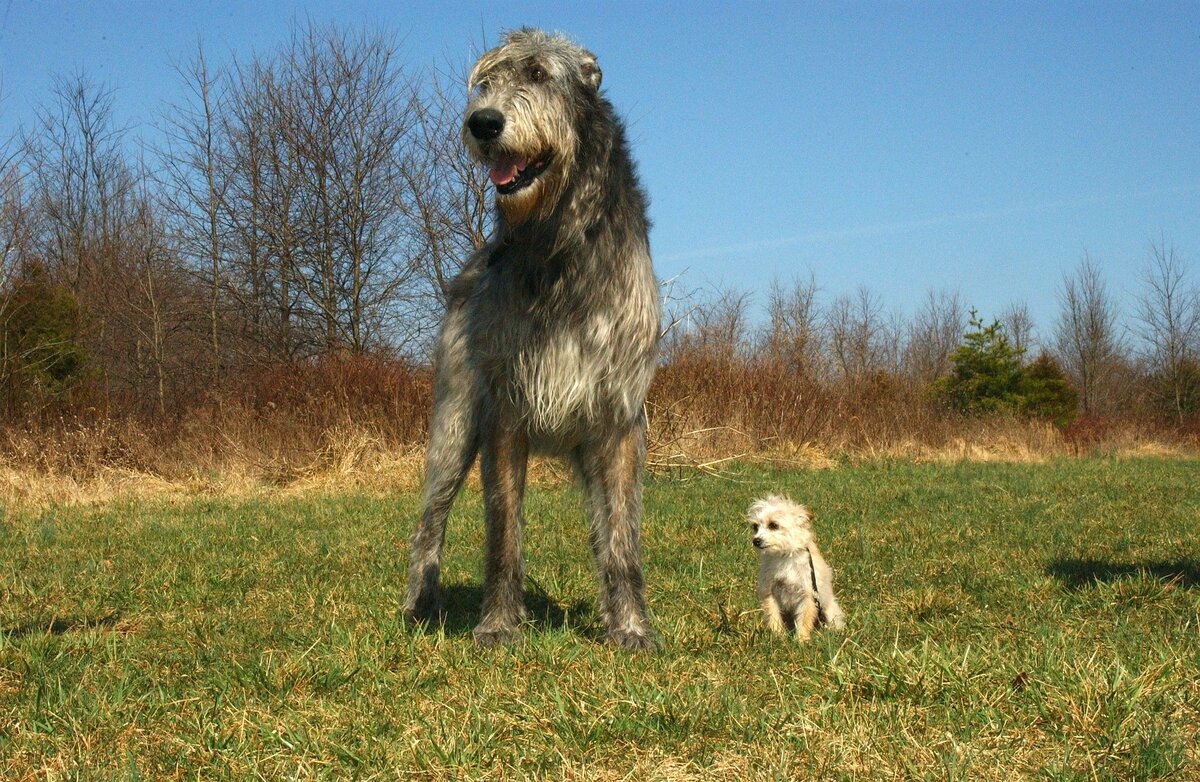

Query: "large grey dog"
<box><xmin>403</xmin><ymin>29</ymin><xmax>660</xmax><ymax>650</ymax></box>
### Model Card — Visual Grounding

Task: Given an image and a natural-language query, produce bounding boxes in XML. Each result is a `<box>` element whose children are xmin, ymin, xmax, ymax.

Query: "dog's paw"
<box><xmin>403</xmin><ymin>590</ymin><xmax>444</xmax><ymax>627</ymax></box>
<box><xmin>607</xmin><ymin>627</ymin><xmax>658</xmax><ymax>652</ymax></box>
<box><xmin>473</xmin><ymin>608</ymin><xmax>525</xmax><ymax>648</ymax></box>
<box><xmin>824</xmin><ymin>610</ymin><xmax>846</xmax><ymax>631</ymax></box>
<box><xmin>473</xmin><ymin>624</ymin><xmax>522</xmax><ymax>648</ymax></box>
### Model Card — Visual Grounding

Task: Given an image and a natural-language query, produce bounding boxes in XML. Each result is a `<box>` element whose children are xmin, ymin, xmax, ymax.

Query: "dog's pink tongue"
<box><xmin>488</xmin><ymin>155</ymin><xmax>525</xmax><ymax>186</ymax></box>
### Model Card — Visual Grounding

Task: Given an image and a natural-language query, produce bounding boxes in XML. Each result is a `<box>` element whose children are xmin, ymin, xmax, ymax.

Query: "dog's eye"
<box><xmin>528</xmin><ymin>64</ymin><xmax>548</xmax><ymax>83</ymax></box>
<box><xmin>767</xmin><ymin>521</ymin><xmax>779</xmax><ymax>531</ymax></box>
<box><xmin>749</xmin><ymin>523</ymin><xmax>758</xmax><ymax>532</ymax></box>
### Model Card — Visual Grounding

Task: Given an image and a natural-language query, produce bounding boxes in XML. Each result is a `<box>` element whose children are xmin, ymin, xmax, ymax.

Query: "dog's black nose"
<box><xmin>467</xmin><ymin>109</ymin><xmax>505</xmax><ymax>141</ymax></box>
<box><xmin>753</xmin><ymin>538</ymin><xmax>764</xmax><ymax>549</ymax></box>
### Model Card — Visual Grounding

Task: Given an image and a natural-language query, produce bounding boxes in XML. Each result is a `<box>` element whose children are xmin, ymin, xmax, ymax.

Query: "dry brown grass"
<box><xmin>1</xmin><ymin>353</ymin><xmax>1195</xmax><ymax>511</ymax></box>
<box><xmin>4</xmin><ymin>415</ymin><xmax>1193</xmax><ymax>513</ymax></box>
<box><xmin>646</xmin><ymin>355</ymin><xmax>1197</xmax><ymax>469</ymax></box>
<box><xmin>0</xmin><ymin>420</ymin><xmax>577</xmax><ymax>510</ymax></box>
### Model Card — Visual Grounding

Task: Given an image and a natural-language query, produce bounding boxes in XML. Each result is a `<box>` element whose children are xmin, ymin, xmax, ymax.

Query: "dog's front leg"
<box><xmin>761</xmin><ymin>596</ymin><xmax>787</xmax><ymax>635</ymax></box>
<box><xmin>474</xmin><ymin>402</ymin><xmax>530</xmax><ymax>647</ymax></box>
<box><xmin>794</xmin><ymin>595</ymin><xmax>818</xmax><ymax>642</ymax></box>
<box><xmin>404</xmin><ymin>268</ymin><xmax>485</xmax><ymax>625</ymax></box>
<box><xmin>578</xmin><ymin>417</ymin><xmax>656</xmax><ymax>651</ymax></box>
<box><xmin>809</xmin><ymin>545</ymin><xmax>846</xmax><ymax>631</ymax></box>
<box><xmin>403</xmin><ymin>375</ymin><xmax>480</xmax><ymax>624</ymax></box>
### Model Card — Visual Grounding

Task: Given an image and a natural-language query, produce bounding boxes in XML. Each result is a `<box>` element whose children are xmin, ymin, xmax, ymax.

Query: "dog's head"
<box><xmin>747</xmin><ymin>494</ymin><xmax>814</xmax><ymax>555</ymax></box>
<box><xmin>463</xmin><ymin>28</ymin><xmax>602</xmax><ymax>225</ymax></box>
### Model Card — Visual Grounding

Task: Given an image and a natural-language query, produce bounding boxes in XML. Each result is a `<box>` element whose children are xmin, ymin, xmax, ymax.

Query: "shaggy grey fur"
<box><xmin>403</xmin><ymin>29</ymin><xmax>660</xmax><ymax>650</ymax></box>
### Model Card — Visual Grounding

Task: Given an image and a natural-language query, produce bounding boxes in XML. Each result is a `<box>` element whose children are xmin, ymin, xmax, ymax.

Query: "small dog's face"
<box><xmin>747</xmin><ymin>495</ymin><xmax>814</xmax><ymax>554</ymax></box>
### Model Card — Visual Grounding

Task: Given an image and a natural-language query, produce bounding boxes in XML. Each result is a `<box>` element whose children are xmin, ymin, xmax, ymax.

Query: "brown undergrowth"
<box><xmin>2</xmin><ymin>355</ymin><xmax>1195</xmax><ymax>510</ymax></box>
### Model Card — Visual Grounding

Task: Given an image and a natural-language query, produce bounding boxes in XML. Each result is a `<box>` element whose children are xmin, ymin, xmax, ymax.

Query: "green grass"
<box><xmin>1</xmin><ymin>459</ymin><xmax>1197</xmax><ymax>780</ymax></box>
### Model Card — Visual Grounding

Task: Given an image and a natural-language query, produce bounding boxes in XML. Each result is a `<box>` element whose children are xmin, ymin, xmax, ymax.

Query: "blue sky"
<box><xmin>1</xmin><ymin>1</ymin><xmax>1197</xmax><ymax>343</ymax></box>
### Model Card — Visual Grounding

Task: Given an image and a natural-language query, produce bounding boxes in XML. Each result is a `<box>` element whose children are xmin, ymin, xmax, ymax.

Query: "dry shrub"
<box><xmin>1061</xmin><ymin>413</ymin><xmax>1195</xmax><ymax>458</ymax></box>
<box><xmin>648</xmin><ymin>355</ymin><xmax>833</xmax><ymax>468</ymax></box>
<box><xmin>647</xmin><ymin>352</ymin><xmax>1196</xmax><ymax>470</ymax></box>
<box><xmin>1</xmin><ymin>417</ymin><xmax>157</xmax><ymax>476</ymax></box>
<box><xmin>648</xmin><ymin>355</ymin><xmax>939</xmax><ymax>464</ymax></box>
<box><xmin>872</xmin><ymin>417</ymin><xmax>1066</xmax><ymax>464</ymax></box>
<box><xmin>2</xmin><ymin>349</ymin><xmax>1196</xmax><ymax>510</ymax></box>
<box><xmin>233</xmin><ymin>353</ymin><xmax>431</xmax><ymax>441</ymax></box>
<box><xmin>0</xmin><ymin>354</ymin><xmax>433</xmax><ymax>508</ymax></box>
<box><xmin>166</xmin><ymin>353</ymin><xmax>431</xmax><ymax>485</ymax></box>
<box><xmin>1061</xmin><ymin>414</ymin><xmax>1117</xmax><ymax>455</ymax></box>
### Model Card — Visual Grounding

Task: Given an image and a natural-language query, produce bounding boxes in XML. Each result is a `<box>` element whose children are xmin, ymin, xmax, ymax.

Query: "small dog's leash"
<box><xmin>807</xmin><ymin>546</ymin><xmax>824</xmax><ymax>621</ymax></box>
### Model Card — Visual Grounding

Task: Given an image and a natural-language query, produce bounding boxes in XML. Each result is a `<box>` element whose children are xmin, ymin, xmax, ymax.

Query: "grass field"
<box><xmin>1</xmin><ymin>459</ymin><xmax>1197</xmax><ymax>780</ymax></box>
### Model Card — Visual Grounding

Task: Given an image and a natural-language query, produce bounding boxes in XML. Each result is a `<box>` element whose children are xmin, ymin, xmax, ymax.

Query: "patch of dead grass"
<box><xmin>1</xmin><ymin>413</ymin><xmax>1194</xmax><ymax>512</ymax></box>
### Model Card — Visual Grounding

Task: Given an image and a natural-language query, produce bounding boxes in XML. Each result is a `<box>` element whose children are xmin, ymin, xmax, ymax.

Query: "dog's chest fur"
<box><xmin>758</xmin><ymin>552</ymin><xmax>815</xmax><ymax>612</ymax></box>
<box><xmin>467</xmin><ymin>240</ymin><xmax>658</xmax><ymax>444</ymax></box>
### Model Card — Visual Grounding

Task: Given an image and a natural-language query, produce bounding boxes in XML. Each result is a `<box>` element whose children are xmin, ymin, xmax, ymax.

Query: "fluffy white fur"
<box><xmin>748</xmin><ymin>494</ymin><xmax>846</xmax><ymax>641</ymax></box>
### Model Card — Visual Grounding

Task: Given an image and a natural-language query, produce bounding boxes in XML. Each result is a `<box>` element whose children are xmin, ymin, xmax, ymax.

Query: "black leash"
<box><xmin>807</xmin><ymin>546</ymin><xmax>824</xmax><ymax>621</ymax></box>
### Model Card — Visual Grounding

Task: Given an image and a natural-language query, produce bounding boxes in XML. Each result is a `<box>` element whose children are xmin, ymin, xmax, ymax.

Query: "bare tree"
<box><xmin>761</xmin><ymin>273</ymin><xmax>823</xmax><ymax>376</ymax></box>
<box><xmin>158</xmin><ymin>44</ymin><xmax>230</xmax><ymax>385</ymax></box>
<box><xmin>663</xmin><ymin>284</ymin><xmax>752</xmax><ymax>362</ymax></box>
<box><xmin>0</xmin><ymin>141</ymin><xmax>32</xmax><ymax>295</ymax></box>
<box><xmin>26</xmin><ymin>73</ymin><xmax>134</xmax><ymax>295</ymax></box>
<box><xmin>0</xmin><ymin>137</ymin><xmax>35</xmax><ymax>401</ymax></box>
<box><xmin>160</xmin><ymin>21</ymin><xmax>438</xmax><ymax>361</ymax></box>
<box><xmin>905</xmin><ymin>288</ymin><xmax>964</xmax><ymax>384</ymax></box>
<box><xmin>1053</xmin><ymin>256</ymin><xmax>1126</xmax><ymax>414</ymax></box>
<box><xmin>401</xmin><ymin>68</ymin><xmax>490</xmax><ymax>312</ymax></box>
<box><xmin>999</xmin><ymin>301</ymin><xmax>1036</xmax><ymax>360</ymax></box>
<box><xmin>827</xmin><ymin>285</ymin><xmax>895</xmax><ymax>380</ymax></box>
<box><xmin>126</xmin><ymin>177</ymin><xmax>176</xmax><ymax>415</ymax></box>
<box><xmin>24</xmin><ymin>73</ymin><xmax>151</xmax><ymax>407</ymax></box>
<box><xmin>224</xmin><ymin>56</ymin><xmax>305</xmax><ymax>358</ymax></box>
<box><xmin>1135</xmin><ymin>238</ymin><xmax>1200</xmax><ymax>422</ymax></box>
<box><xmin>274</xmin><ymin>22</ymin><xmax>421</xmax><ymax>352</ymax></box>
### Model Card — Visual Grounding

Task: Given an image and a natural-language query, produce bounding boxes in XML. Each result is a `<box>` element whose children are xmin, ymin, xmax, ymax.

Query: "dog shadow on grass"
<box><xmin>435</xmin><ymin>580</ymin><xmax>598</xmax><ymax>639</ymax></box>
<box><xmin>2</xmin><ymin>611</ymin><xmax>122</xmax><ymax>639</ymax></box>
<box><xmin>1046</xmin><ymin>558</ymin><xmax>1200</xmax><ymax>590</ymax></box>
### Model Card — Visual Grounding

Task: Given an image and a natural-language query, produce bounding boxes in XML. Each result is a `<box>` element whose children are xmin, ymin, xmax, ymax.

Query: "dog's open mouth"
<box><xmin>488</xmin><ymin>152</ymin><xmax>551</xmax><ymax>195</ymax></box>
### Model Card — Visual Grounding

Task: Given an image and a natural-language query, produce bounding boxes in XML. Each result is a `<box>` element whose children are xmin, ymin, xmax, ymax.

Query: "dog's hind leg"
<box><xmin>578</xmin><ymin>415</ymin><xmax>656</xmax><ymax>651</ymax></box>
<box><xmin>404</xmin><ymin>301</ymin><xmax>481</xmax><ymax>625</ymax></box>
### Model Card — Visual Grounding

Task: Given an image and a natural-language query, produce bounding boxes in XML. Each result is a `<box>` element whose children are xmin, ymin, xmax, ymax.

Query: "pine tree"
<box><xmin>936</xmin><ymin>309</ymin><xmax>1025</xmax><ymax>414</ymax></box>
<box><xmin>1019</xmin><ymin>352</ymin><xmax>1078</xmax><ymax>427</ymax></box>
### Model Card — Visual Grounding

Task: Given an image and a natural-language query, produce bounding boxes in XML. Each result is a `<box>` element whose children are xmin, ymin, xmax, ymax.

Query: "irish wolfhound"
<box><xmin>404</xmin><ymin>28</ymin><xmax>660</xmax><ymax>650</ymax></box>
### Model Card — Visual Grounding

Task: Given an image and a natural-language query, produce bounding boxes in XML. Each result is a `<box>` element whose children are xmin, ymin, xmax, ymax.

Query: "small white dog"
<box><xmin>747</xmin><ymin>495</ymin><xmax>846</xmax><ymax>641</ymax></box>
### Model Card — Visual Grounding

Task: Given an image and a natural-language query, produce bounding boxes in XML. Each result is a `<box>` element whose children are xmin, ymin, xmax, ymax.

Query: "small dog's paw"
<box><xmin>822</xmin><ymin>608</ymin><xmax>846</xmax><ymax>631</ymax></box>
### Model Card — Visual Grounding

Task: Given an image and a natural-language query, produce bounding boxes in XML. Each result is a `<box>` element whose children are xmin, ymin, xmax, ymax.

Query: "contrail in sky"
<box><xmin>658</xmin><ymin>185</ymin><xmax>1197</xmax><ymax>263</ymax></box>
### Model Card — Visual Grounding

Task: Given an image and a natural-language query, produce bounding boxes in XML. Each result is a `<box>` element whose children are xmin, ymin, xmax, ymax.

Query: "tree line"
<box><xmin>662</xmin><ymin>244</ymin><xmax>1199</xmax><ymax>434</ymax></box>
<box><xmin>1</xmin><ymin>22</ymin><xmax>484</xmax><ymax>419</ymax></box>
<box><xmin>1</xmin><ymin>20</ymin><xmax>1197</xmax><ymax>442</ymax></box>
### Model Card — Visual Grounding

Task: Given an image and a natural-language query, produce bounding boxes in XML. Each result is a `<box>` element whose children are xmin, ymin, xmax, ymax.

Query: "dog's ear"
<box><xmin>580</xmin><ymin>53</ymin><xmax>602</xmax><ymax>91</ymax></box>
